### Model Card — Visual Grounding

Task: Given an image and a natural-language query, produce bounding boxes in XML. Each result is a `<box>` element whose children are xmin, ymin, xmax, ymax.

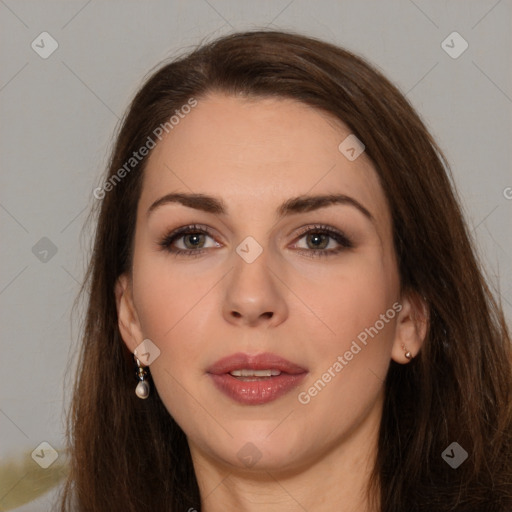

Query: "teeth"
<box><xmin>229</xmin><ymin>369</ymin><xmax>281</xmax><ymax>377</ymax></box>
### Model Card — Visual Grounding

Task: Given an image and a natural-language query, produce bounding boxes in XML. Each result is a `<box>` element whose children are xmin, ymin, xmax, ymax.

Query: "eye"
<box><xmin>158</xmin><ymin>224</ymin><xmax>220</xmax><ymax>257</ymax></box>
<box><xmin>292</xmin><ymin>224</ymin><xmax>353</xmax><ymax>258</ymax></box>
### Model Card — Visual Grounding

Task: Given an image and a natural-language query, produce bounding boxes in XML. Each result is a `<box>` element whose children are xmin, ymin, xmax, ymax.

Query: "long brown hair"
<box><xmin>60</xmin><ymin>30</ymin><xmax>512</xmax><ymax>511</ymax></box>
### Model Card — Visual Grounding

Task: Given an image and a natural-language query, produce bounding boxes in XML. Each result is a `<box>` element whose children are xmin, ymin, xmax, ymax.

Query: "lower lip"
<box><xmin>208</xmin><ymin>373</ymin><xmax>307</xmax><ymax>405</ymax></box>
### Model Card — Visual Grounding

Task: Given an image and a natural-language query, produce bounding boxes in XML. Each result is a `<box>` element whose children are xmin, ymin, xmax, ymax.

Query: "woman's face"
<box><xmin>117</xmin><ymin>93</ymin><xmax>416</xmax><ymax>474</ymax></box>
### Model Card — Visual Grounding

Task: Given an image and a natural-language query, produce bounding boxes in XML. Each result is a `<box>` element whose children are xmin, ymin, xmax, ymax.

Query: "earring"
<box><xmin>134</xmin><ymin>356</ymin><xmax>150</xmax><ymax>399</ymax></box>
<box><xmin>401</xmin><ymin>343</ymin><xmax>413</xmax><ymax>360</ymax></box>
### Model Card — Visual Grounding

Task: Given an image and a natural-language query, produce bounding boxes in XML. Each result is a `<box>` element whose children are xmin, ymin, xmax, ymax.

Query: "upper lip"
<box><xmin>207</xmin><ymin>352</ymin><xmax>307</xmax><ymax>375</ymax></box>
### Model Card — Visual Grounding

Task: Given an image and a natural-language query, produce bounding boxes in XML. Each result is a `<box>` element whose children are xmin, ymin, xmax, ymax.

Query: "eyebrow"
<box><xmin>147</xmin><ymin>192</ymin><xmax>374</xmax><ymax>222</ymax></box>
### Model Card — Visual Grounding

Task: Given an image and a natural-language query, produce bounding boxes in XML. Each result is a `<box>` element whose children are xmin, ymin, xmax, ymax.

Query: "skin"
<box><xmin>116</xmin><ymin>93</ymin><xmax>427</xmax><ymax>511</ymax></box>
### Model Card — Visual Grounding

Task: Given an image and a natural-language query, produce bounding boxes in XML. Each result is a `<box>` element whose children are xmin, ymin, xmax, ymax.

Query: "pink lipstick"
<box><xmin>207</xmin><ymin>352</ymin><xmax>307</xmax><ymax>405</ymax></box>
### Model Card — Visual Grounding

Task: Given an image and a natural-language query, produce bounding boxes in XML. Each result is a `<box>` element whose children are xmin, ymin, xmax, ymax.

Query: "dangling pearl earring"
<box><xmin>134</xmin><ymin>356</ymin><xmax>150</xmax><ymax>399</ymax></box>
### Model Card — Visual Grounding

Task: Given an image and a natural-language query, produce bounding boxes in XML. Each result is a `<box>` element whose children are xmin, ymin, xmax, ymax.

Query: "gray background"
<box><xmin>1</xmin><ymin>1</ymin><xmax>511</xmax><ymax>510</ymax></box>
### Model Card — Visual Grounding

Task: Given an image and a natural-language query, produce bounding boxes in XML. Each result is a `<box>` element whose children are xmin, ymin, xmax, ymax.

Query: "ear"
<box><xmin>115</xmin><ymin>273</ymin><xmax>144</xmax><ymax>354</ymax></box>
<box><xmin>390</xmin><ymin>291</ymin><xmax>429</xmax><ymax>364</ymax></box>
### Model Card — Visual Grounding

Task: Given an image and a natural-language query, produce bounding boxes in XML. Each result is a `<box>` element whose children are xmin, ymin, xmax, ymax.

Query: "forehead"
<box><xmin>140</xmin><ymin>93</ymin><xmax>389</xmax><ymax>225</ymax></box>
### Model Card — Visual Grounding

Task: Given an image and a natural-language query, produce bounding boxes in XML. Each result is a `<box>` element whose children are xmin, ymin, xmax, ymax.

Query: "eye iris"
<box><xmin>307</xmin><ymin>233</ymin><xmax>328</xmax><ymax>250</ymax></box>
<box><xmin>184</xmin><ymin>233</ymin><xmax>205</xmax><ymax>249</ymax></box>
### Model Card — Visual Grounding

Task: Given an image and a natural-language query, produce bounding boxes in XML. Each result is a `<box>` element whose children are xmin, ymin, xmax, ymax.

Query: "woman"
<box><xmin>60</xmin><ymin>30</ymin><xmax>512</xmax><ymax>511</ymax></box>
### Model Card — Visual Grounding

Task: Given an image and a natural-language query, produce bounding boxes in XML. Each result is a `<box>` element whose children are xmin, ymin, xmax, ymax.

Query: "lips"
<box><xmin>207</xmin><ymin>352</ymin><xmax>308</xmax><ymax>405</ymax></box>
<box><xmin>207</xmin><ymin>352</ymin><xmax>307</xmax><ymax>375</ymax></box>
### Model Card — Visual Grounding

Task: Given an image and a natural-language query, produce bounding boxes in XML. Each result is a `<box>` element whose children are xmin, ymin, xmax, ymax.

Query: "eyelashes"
<box><xmin>157</xmin><ymin>223</ymin><xmax>353</xmax><ymax>259</ymax></box>
<box><xmin>158</xmin><ymin>224</ymin><xmax>221</xmax><ymax>259</ymax></box>
<box><xmin>291</xmin><ymin>224</ymin><xmax>353</xmax><ymax>257</ymax></box>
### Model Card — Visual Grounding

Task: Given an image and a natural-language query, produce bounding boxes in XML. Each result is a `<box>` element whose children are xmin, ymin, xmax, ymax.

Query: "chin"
<box><xmin>210</xmin><ymin>425</ymin><xmax>315</xmax><ymax>473</ymax></box>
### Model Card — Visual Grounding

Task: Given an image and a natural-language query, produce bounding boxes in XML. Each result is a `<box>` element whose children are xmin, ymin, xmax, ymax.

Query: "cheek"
<box><xmin>295</xmin><ymin>247</ymin><xmax>398</xmax><ymax>349</ymax></box>
<box><xmin>131</xmin><ymin>248</ymin><xmax>224</xmax><ymax>395</ymax></box>
<box><xmin>291</xmin><ymin>250</ymin><xmax>399</xmax><ymax>415</ymax></box>
<box><xmin>132</xmin><ymin>237</ymin><xmax>207</xmax><ymax>334</ymax></box>
<box><xmin>131</xmin><ymin>259</ymin><xmax>215</xmax><ymax>426</ymax></box>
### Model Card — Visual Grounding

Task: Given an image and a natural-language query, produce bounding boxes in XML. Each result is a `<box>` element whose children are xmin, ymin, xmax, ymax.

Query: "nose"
<box><xmin>222</xmin><ymin>249</ymin><xmax>288</xmax><ymax>328</ymax></box>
